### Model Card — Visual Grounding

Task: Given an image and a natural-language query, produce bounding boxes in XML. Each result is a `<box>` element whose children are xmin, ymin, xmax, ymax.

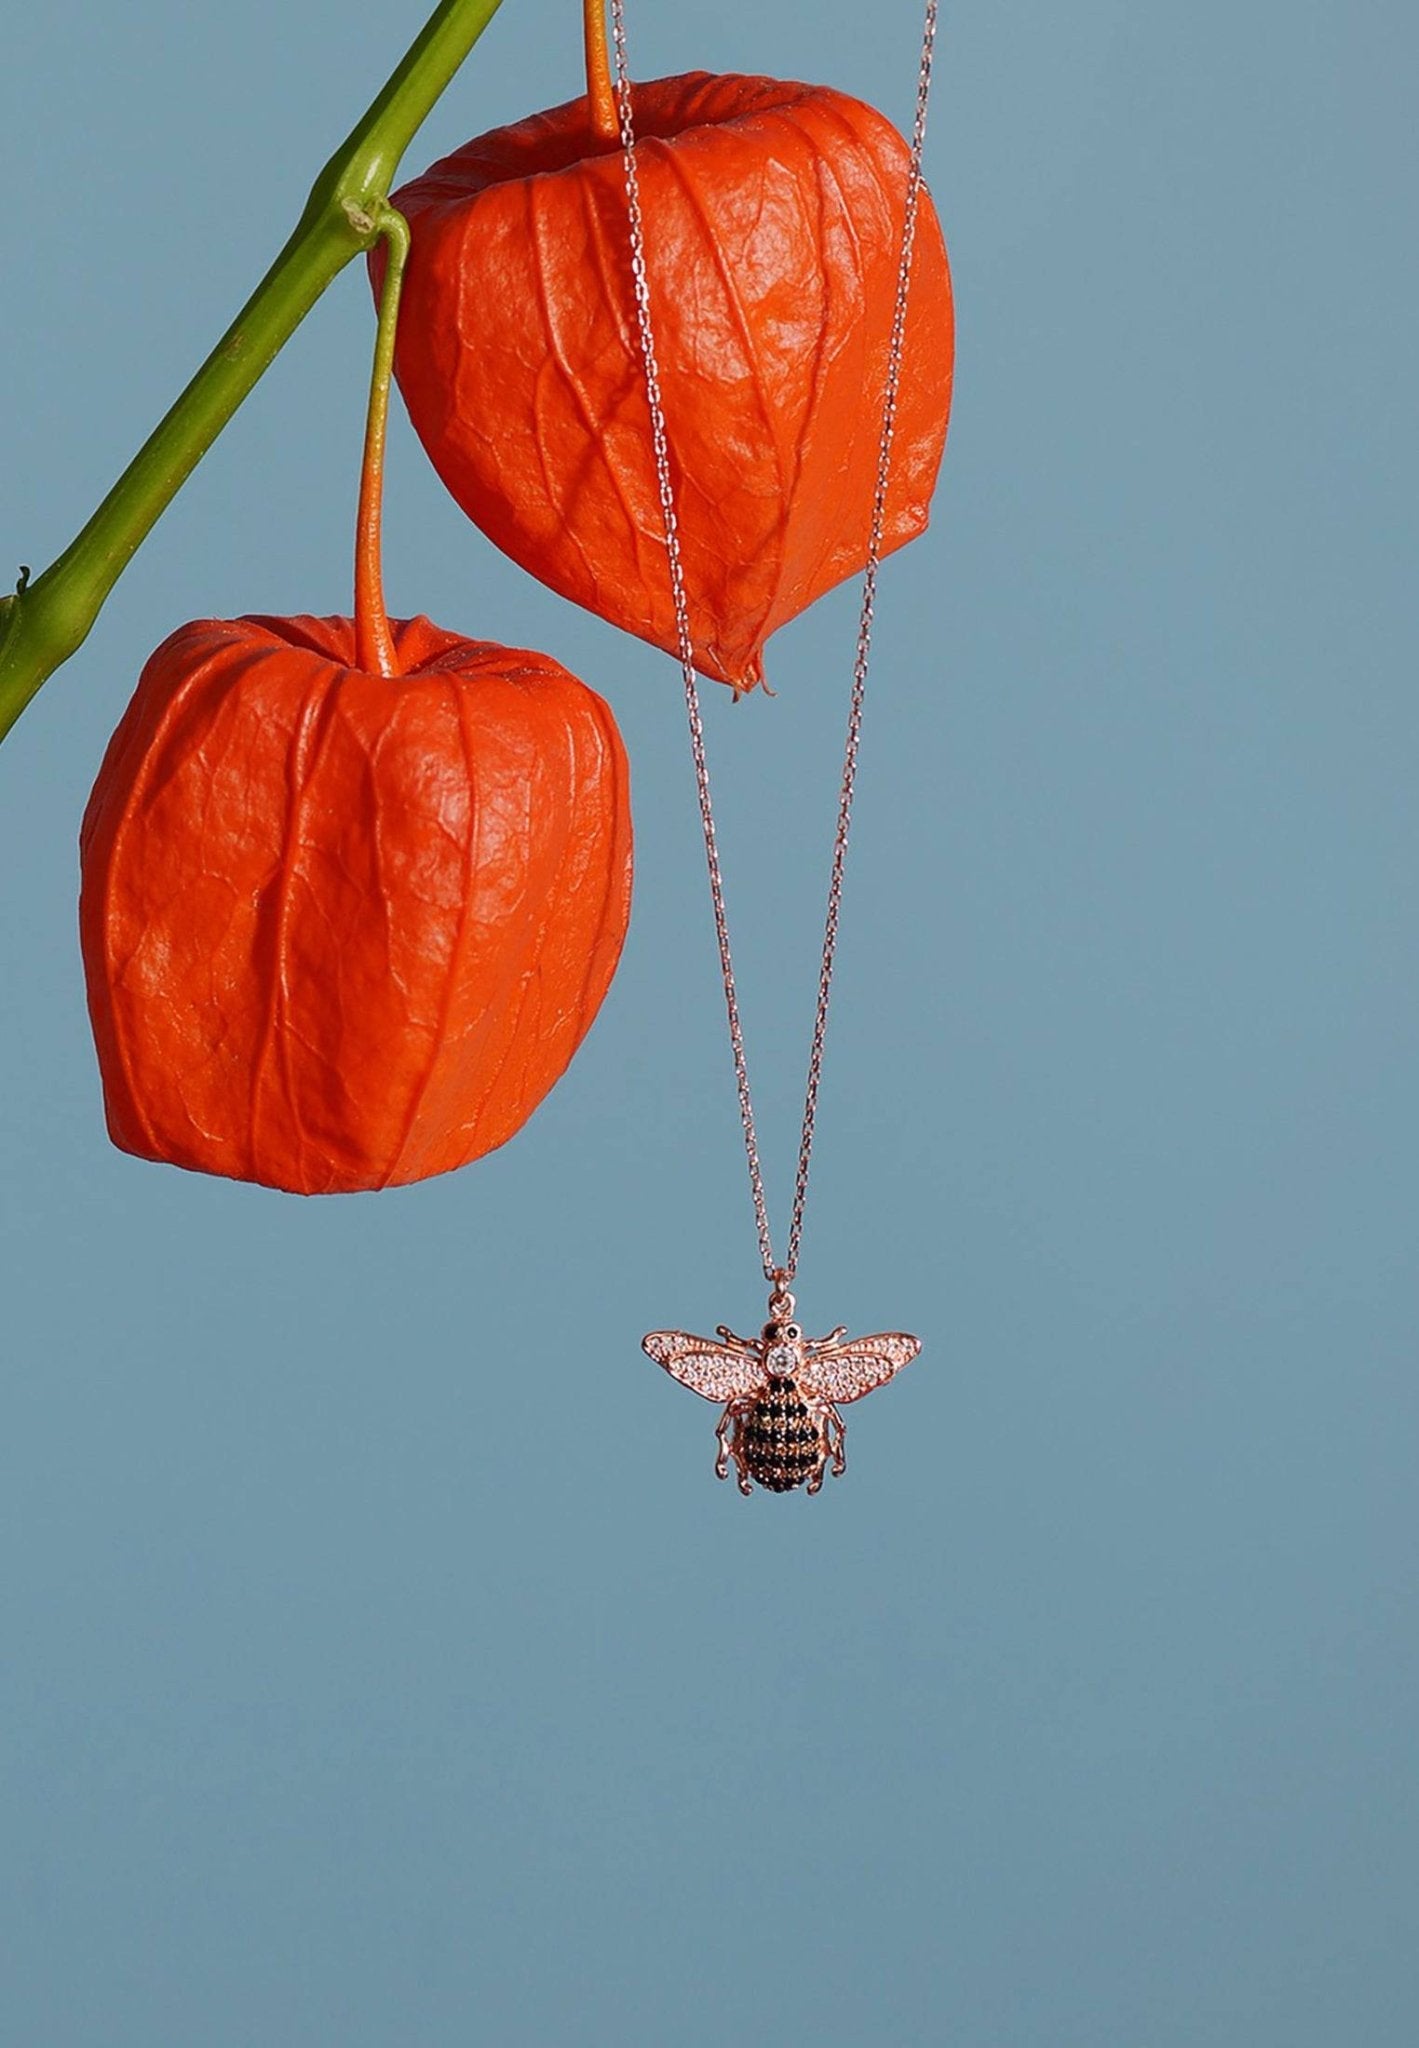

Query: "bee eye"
<box><xmin>787</xmin><ymin>1325</ymin><xmax>800</xmax><ymax>1341</ymax></box>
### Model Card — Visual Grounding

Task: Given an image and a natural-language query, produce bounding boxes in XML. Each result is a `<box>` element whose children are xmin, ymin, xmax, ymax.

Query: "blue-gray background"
<box><xmin>3</xmin><ymin>3</ymin><xmax>1416</xmax><ymax>2042</ymax></box>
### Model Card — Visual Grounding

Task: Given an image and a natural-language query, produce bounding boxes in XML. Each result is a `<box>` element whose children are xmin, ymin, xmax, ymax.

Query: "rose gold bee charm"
<box><xmin>642</xmin><ymin>1285</ymin><xmax>922</xmax><ymax>1495</ymax></box>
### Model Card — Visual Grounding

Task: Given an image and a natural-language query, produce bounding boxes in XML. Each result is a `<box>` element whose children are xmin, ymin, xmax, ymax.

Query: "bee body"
<box><xmin>738</xmin><ymin>1374</ymin><xmax>822</xmax><ymax>1493</ymax></box>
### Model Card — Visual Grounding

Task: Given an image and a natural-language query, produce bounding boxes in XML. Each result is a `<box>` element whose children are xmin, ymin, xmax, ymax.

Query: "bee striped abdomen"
<box><xmin>741</xmin><ymin>1376</ymin><xmax>820</xmax><ymax>1493</ymax></box>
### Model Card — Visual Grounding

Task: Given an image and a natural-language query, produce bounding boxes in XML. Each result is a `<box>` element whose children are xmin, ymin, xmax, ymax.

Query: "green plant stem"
<box><xmin>0</xmin><ymin>0</ymin><xmax>506</xmax><ymax>749</ymax></box>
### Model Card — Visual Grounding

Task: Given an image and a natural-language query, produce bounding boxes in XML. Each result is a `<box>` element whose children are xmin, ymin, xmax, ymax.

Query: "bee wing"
<box><xmin>642</xmin><ymin>1330</ymin><xmax>765</xmax><ymax>1404</ymax></box>
<box><xmin>801</xmin><ymin>1332</ymin><xmax>922</xmax><ymax>1405</ymax></box>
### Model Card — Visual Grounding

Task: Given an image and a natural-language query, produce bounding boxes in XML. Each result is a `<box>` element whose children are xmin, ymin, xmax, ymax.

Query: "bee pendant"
<box><xmin>642</xmin><ymin>1286</ymin><xmax>921</xmax><ymax>1495</ymax></box>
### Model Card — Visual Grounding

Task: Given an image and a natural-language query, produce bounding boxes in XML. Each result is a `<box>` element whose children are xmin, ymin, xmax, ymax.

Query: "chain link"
<box><xmin>611</xmin><ymin>1</ymin><xmax>940</xmax><ymax>1287</ymax></box>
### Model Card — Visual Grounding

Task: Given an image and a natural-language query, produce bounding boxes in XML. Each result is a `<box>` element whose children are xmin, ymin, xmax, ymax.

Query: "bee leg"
<box><xmin>825</xmin><ymin>1402</ymin><xmax>847</xmax><ymax>1477</ymax></box>
<box><xmin>718</xmin><ymin>1403</ymin><xmax>756</xmax><ymax>1493</ymax></box>
<box><xmin>724</xmin><ymin>1409</ymin><xmax>755</xmax><ymax>1496</ymax></box>
<box><xmin>714</xmin><ymin>1406</ymin><xmax>733</xmax><ymax>1481</ymax></box>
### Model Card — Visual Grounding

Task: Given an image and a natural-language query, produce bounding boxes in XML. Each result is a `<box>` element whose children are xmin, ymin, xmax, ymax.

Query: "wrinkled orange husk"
<box><xmin>388</xmin><ymin>71</ymin><xmax>954</xmax><ymax>691</ymax></box>
<box><xmin>80</xmin><ymin>614</ymin><xmax>633</xmax><ymax>1194</ymax></box>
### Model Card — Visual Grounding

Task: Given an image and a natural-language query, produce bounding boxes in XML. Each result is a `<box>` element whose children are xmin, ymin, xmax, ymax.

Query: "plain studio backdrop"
<box><xmin>2</xmin><ymin>3</ymin><xmax>1417</xmax><ymax>2042</ymax></box>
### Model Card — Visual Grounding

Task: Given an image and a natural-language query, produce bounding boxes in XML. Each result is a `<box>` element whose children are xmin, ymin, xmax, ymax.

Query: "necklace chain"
<box><xmin>610</xmin><ymin>1</ymin><xmax>940</xmax><ymax>1289</ymax></box>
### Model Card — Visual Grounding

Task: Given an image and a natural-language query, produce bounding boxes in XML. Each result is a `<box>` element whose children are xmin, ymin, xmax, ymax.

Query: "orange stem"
<box><xmin>583</xmin><ymin>0</ymin><xmax>619</xmax><ymax>142</ymax></box>
<box><xmin>354</xmin><ymin>204</ymin><xmax>411</xmax><ymax>679</ymax></box>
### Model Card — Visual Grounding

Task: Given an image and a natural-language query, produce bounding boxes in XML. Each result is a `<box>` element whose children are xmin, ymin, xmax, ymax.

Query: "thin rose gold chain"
<box><xmin>611</xmin><ymin>1</ymin><xmax>940</xmax><ymax>1289</ymax></box>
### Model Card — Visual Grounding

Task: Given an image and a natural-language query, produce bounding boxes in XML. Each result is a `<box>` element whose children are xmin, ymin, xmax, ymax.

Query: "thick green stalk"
<box><xmin>0</xmin><ymin>0</ymin><xmax>506</xmax><ymax>749</ymax></box>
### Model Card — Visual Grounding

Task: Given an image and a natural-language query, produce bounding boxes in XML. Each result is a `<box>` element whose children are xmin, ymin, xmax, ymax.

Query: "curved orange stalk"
<box><xmin>354</xmin><ymin>206</ymin><xmax>411</xmax><ymax>679</ymax></box>
<box><xmin>583</xmin><ymin>0</ymin><xmax>619</xmax><ymax>142</ymax></box>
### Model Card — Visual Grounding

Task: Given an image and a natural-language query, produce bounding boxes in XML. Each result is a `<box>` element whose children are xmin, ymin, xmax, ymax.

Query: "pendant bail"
<box><xmin>768</xmin><ymin>1270</ymin><xmax>796</xmax><ymax>1322</ymax></box>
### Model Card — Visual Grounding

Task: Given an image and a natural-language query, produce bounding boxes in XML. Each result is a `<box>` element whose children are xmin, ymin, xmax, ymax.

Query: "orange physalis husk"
<box><xmin>386</xmin><ymin>71</ymin><xmax>954</xmax><ymax>692</ymax></box>
<box><xmin>79</xmin><ymin>613</ymin><xmax>633</xmax><ymax>1194</ymax></box>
